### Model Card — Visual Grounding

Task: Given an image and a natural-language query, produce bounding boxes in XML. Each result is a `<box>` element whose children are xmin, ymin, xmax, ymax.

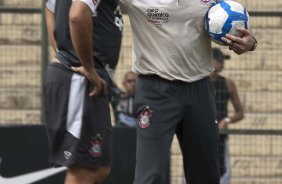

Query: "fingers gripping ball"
<box><xmin>205</xmin><ymin>1</ymin><xmax>250</xmax><ymax>45</ymax></box>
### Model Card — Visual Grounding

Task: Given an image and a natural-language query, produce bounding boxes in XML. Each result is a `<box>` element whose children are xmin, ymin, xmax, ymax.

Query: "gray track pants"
<box><xmin>133</xmin><ymin>75</ymin><xmax>220</xmax><ymax>184</ymax></box>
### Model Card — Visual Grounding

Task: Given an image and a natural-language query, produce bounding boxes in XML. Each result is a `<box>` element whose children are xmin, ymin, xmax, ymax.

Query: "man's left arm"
<box><xmin>69</xmin><ymin>0</ymin><xmax>107</xmax><ymax>96</ymax></box>
<box><xmin>219</xmin><ymin>78</ymin><xmax>244</xmax><ymax>129</ymax></box>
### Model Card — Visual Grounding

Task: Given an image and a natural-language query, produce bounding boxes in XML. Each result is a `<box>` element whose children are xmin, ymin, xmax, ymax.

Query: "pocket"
<box><xmin>133</xmin><ymin>76</ymin><xmax>171</xmax><ymax>116</ymax></box>
<box><xmin>207</xmin><ymin>77</ymin><xmax>216</xmax><ymax>98</ymax></box>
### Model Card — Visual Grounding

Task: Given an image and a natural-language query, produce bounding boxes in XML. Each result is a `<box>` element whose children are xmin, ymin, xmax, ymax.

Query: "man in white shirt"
<box><xmin>119</xmin><ymin>0</ymin><xmax>257</xmax><ymax>183</ymax></box>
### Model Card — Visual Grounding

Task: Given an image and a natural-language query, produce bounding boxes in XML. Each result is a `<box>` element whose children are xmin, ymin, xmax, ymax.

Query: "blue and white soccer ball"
<box><xmin>205</xmin><ymin>1</ymin><xmax>250</xmax><ymax>45</ymax></box>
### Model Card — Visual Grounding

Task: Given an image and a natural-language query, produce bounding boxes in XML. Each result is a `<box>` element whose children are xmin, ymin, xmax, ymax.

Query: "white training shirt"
<box><xmin>46</xmin><ymin>0</ymin><xmax>101</xmax><ymax>13</ymax></box>
<box><xmin>120</xmin><ymin>0</ymin><xmax>225</xmax><ymax>82</ymax></box>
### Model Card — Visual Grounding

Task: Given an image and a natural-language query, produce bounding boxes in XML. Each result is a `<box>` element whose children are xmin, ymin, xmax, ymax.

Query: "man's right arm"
<box><xmin>69</xmin><ymin>1</ymin><xmax>95</xmax><ymax>71</ymax></box>
<box><xmin>69</xmin><ymin>0</ymin><xmax>106</xmax><ymax>96</ymax></box>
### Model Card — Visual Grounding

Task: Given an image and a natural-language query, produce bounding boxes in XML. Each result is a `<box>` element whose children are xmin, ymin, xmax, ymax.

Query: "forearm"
<box><xmin>45</xmin><ymin>7</ymin><xmax>57</xmax><ymax>51</ymax></box>
<box><xmin>228</xmin><ymin>111</ymin><xmax>244</xmax><ymax>123</ymax></box>
<box><xmin>69</xmin><ymin>1</ymin><xmax>95</xmax><ymax>71</ymax></box>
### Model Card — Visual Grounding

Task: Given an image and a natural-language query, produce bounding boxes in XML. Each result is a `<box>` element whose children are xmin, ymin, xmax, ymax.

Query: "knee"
<box><xmin>85</xmin><ymin>166</ymin><xmax>111</xmax><ymax>183</ymax></box>
<box><xmin>67</xmin><ymin>166</ymin><xmax>111</xmax><ymax>183</ymax></box>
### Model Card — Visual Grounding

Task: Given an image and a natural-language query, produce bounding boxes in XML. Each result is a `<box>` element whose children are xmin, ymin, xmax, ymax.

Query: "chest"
<box><xmin>131</xmin><ymin>0</ymin><xmax>216</xmax><ymax>24</ymax></box>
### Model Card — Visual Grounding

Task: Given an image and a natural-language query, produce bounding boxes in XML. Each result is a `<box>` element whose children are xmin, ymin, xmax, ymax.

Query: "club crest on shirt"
<box><xmin>138</xmin><ymin>106</ymin><xmax>153</xmax><ymax>129</ymax></box>
<box><xmin>89</xmin><ymin>134</ymin><xmax>103</xmax><ymax>158</ymax></box>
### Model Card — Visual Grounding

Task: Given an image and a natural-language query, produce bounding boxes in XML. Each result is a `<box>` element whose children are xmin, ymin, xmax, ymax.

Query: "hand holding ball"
<box><xmin>205</xmin><ymin>1</ymin><xmax>250</xmax><ymax>46</ymax></box>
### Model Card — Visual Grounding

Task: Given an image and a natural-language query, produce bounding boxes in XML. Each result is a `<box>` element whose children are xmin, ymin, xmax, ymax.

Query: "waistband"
<box><xmin>56</xmin><ymin>50</ymin><xmax>81</xmax><ymax>70</ymax></box>
<box><xmin>138</xmin><ymin>74</ymin><xmax>209</xmax><ymax>85</ymax></box>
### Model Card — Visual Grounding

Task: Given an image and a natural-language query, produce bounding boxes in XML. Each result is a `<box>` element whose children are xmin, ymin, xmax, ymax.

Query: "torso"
<box><xmin>124</xmin><ymin>0</ymin><xmax>219</xmax><ymax>82</ymax></box>
<box><xmin>211</xmin><ymin>75</ymin><xmax>230</xmax><ymax>121</ymax></box>
<box><xmin>54</xmin><ymin>0</ymin><xmax>123</xmax><ymax>71</ymax></box>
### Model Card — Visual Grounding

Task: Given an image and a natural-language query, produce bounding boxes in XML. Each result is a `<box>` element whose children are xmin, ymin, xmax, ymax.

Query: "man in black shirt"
<box><xmin>44</xmin><ymin>0</ymin><xmax>122</xmax><ymax>183</ymax></box>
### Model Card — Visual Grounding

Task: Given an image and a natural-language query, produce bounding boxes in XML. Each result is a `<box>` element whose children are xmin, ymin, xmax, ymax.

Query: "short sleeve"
<box><xmin>73</xmin><ymin>0</ymin><xmax>101</xmax><ymax>13</ymax></box>
<box><xmin>46</xmin><ymin>0</ymin><xmax>56</xmax><ymax>13</ymax></box>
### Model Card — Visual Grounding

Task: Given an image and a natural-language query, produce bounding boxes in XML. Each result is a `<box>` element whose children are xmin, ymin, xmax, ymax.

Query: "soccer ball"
<box><xmin>205</xmin><ymin>1</ymin><xmax>250</xmax><ymax>45</ymax></box>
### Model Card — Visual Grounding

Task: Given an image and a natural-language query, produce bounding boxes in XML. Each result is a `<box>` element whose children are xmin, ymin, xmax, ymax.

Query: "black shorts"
<box><xmin>44</xmin><ymin>63</ymin><xmax>112</xmax><ymax>170</ymax></box>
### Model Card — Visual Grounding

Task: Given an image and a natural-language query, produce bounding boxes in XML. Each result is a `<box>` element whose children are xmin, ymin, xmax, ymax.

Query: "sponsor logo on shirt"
<box><xmin>147</xmin><ymin>8</ymin><xmax>169</xmax><ymax>27</ymax></box>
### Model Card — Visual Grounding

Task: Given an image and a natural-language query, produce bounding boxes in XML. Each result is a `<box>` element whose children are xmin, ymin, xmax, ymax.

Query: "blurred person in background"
<box><xmin>44</xmin><ymin>0</ymin><xmax>122</xmax><ymax>183</ymax></box>
<box><xmin>112</xmin><ymin>71</ymin><xmax>138</xmax><ymax>127</ymax></box>
<box><xmin>210</xmin><ymin>48</ymin><xmax>244</xmax><ymax>184</ymax></box>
